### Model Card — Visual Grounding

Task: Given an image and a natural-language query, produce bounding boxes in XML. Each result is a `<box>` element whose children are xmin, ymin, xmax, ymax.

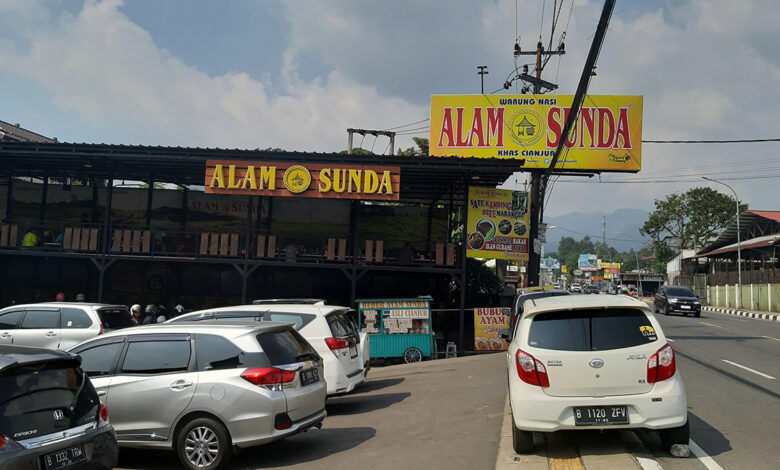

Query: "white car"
<box><xmin>167</xmin><ymin>300</ymin><xmax>365</xmax><ymax>395</ymax></box>
<box><xmin>503</xmin><ymin>295</ymin><xmax>688</xmax><ymax>455</ymax></box>
<box><xmin>569</xmin><ymin>283</ymin><xmax>582</xmax><ymax>293</ymax></box>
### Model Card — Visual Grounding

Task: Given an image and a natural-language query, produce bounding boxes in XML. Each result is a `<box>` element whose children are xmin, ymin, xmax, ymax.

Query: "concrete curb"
<box><xmin>702</xmin><ymin>306</ymin><xmax>780</xmax><ymax>322</ymax></box>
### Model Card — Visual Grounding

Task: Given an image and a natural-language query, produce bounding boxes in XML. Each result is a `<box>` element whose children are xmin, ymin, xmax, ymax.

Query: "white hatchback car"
<box><xmin>167</xmin><ymin>300</ymin><xmax>365</xmax><ymax>395</ymax></box>
<box><xmin>503</xmin><ymin>295</ymin><xmax>688</xmax><ymax>455</ymax></box>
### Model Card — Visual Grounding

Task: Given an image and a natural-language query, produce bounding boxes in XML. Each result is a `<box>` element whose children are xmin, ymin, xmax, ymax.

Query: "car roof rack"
<box><xmin>252</xmin><ymin>298</ymin><xmax>326</xmax><ymax>306</ymax></box>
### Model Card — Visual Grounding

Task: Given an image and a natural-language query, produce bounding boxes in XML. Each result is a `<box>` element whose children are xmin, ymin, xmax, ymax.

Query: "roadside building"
<box><xmin>694</xmin><ymin>210</ymin><xmax>780</xmax><ymax>312</ymax></box>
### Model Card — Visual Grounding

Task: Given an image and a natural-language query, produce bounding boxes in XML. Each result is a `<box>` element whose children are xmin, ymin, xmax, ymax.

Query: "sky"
<box><xmin>0</xmin><ymin>0</ymin><xmax>778</xmax><ymax>221</ymax></box>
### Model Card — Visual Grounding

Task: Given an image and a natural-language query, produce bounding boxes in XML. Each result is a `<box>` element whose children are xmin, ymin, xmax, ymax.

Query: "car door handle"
<box><xmin>170</xmin><ymin>380</ymin><xmax>193</xmax><ymax>390</ymax></box>
<box><xmin>45</xmin><ymin>331</ymin><xmax>58</xmax><ymax>337</ymax></box>
<box><xmin>97</xmin><ymin>390</ymin><xmax>106</xmax><ymax>397</ymax></box>
<box><xmin>0</xmin><ymin>333</ymin><xmax>11</xmax><ymax>339</ymax></box>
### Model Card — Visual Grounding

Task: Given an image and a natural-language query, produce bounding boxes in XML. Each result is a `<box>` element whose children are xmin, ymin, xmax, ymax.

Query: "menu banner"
<box><xmin>474</xmin><ymin>307</ymin><xmax>510</xmax><ymax>351</ymax></box>
<box><xmin>466</xmin><ymin>186</ymin><xmax>530</xmax><ymax>260</ymax></box>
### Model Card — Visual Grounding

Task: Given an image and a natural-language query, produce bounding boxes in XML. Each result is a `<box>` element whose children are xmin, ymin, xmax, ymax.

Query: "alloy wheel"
<box><xmin>184</xmin><ymin>426</ymin><xmax>220</xmax><ymax>468</ymax></box>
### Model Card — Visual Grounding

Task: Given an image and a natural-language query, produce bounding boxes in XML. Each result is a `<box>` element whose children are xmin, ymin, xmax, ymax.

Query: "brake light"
<box><xmin>98</xmin><ymin>403</ymin><xmax>109</xmax><ymax>426</ymax></box>
<box><xmin>515</xmin><ymin>349</ymin><xmax>550</xmax><ymax>387</ymax></box>
<box><xmin>647</xmin><ymin>343</ymin><xmax>676</xmax><ymax>383</ymax></box>
<box><xmin>241</xmin><ymin>367</ymin><xmax>296</xmax><ymax>391</ymax></box>
<box><xmin>325</xmin><ymin>337</ymin><xmax>349</xmax><ymax>350</ymax></box>
<box><xmin>274</xmin><ymin>413</ymin><xmax>293</xmax><ymax>430</ymax></box>
<box><xmin>0</xmin><ymin>434</ymin><xmax>5</xmax><ymax>449</ymax></box>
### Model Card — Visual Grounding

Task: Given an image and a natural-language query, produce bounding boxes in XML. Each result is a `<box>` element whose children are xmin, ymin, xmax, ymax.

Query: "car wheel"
<box><xmin>177</xmin><ymin>417</ymin><xmax>231</xmax><ymax>470</ymax></box>
<box><xmin>511</xmin><ymin>420</ymin><xmax>534</xmax><ymax>453</ymax></box>
<box><xmin>695</xmin><ymin>311</ymin><xmax>701</xmax><ymax>318</ymax></box>
<box><xmin>403</xmin><ymin>347</ymin><xmax>423</xmax><ymax>364</ymax></box>
<box><xmin>659</xmin><ymin>418</ymin><xmax>690</xmax><ymax>452</ymax></box>
<box><xmin>664</xmin><ymin>304</ymin><xmax>670</xmax><ymax>316</ymax></box>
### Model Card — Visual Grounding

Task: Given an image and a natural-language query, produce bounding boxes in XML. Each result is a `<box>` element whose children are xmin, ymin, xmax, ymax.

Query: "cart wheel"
<box><xmin>403</xmin><ymin>347</ymin><xmax>423</xmax><ymax>364</ymax></box>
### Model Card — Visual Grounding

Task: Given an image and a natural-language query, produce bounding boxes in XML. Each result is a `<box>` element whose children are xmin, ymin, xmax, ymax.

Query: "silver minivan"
<box><xmin>69</xmin><ymin>322</ymin><xmax>326</xmax><ymax>470</ymax></box>
<box><xmin>0</xmin><ymin>302</ymin><xmax>137</xmax><ymax>350</ymax></box>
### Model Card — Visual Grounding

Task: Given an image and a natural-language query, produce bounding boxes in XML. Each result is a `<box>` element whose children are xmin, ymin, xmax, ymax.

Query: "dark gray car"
<box><xmin>0</xmin><ymin>345</ymin><xmax>118</xmax><ymax>470</ymax></box>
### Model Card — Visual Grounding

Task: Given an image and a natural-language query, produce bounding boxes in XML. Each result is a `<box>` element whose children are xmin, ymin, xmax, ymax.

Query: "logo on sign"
<box><xmin>283</xmin><ymin>165</ymin><xmax>312</xmax><ymax>193</ymax></box>
<box><xmin>508</xmin><ymin>109</ymin><xmax>544</xmax><ymax>146</ymax></box>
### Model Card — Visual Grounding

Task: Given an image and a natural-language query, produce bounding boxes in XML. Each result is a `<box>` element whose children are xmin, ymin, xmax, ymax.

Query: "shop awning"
<box><xmin>693</xmin><ymin>233</ymin><xmax>780</xmax><ymax>258</ymax></box>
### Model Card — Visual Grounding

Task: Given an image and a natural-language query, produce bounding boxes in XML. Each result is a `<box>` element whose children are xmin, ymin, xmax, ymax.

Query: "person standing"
<box><xmin>22</xmin><ymin>228</ymin><xmax>38</xmax><ymax>248</ymax></box>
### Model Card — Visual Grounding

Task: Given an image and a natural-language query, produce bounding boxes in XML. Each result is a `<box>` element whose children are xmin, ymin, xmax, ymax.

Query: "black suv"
<box><xmin>0</xmin><ymin>345</ymin><xmax>118</xmax><ymax>470</ymax></box>
<box><xmin>654</xmin><ymin>286</ymin><xmax>701</xmax><ymax>317</ymax></box>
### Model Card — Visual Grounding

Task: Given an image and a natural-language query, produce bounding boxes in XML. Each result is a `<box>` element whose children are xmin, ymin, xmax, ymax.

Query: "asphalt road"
<box><xmin>644</xmin><ymin>308</ymin><xmax>780</xmax><ymax>469</ymax></box>
<box><xmin>115</xmin><ymin>353</ymin><xmax>508</xmax><ymax>470</ymax></box>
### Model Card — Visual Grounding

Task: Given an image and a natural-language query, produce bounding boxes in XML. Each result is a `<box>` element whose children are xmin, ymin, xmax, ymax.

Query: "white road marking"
<box><xmin>689</xmin><ymin>440</ymin><xmax>725</xmax><ymax>470</ymax></box>
<box><xmin>721</xmin><ymin>359</ymin><xmax>776</xmax><ymax>379</ymax></box>
<box><xmin>635</xmin><ymin>455</ymin><xmax>664</xmax><ymax>470</ymax></box>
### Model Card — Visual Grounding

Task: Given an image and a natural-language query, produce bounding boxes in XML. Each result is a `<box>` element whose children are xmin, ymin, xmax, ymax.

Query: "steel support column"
<box><xmin>39</xmin><ymin>176</ymin><xmax>48</xmax><ymax>224</ymax></box>
<box><xmin>241</xmin><ymin>196</ymin><xmax>253</xmax><ymax>303</ymax></box>
<box><xmin>97</xmin><ymin>177</ymin><xmax>113</xmax><ymax>302</ymax></box>
<box><xmin>459</xmin><ymin>193</ymin><xmax>468</xmax><ymax>353</ymax></box>
<box><xmin>145</xmin><ymin>180</ymin><xmax>154</xmax><ymax>227</ymax></box>
<box><xmin>4</xmin><ymin>176</ymin><xmax>12</xmax><ymax>220</ymax></box>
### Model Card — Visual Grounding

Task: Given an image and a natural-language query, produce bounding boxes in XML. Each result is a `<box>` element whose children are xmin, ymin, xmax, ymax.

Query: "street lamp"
<box><xmin>702</xmin><ymin>177</ymin><xmax>742</xmax><ymax>309</ymax></box>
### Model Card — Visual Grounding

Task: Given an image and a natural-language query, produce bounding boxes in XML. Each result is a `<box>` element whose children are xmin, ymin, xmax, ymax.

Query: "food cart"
<box><xmin>356</xmin><ymin>297</ymin><xmax>435</xmax><ymax>363</ymax></box>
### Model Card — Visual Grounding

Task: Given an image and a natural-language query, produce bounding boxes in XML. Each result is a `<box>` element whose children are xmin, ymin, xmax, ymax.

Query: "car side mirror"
<box><xmin>498</xmin><ymin>329</ymin><xmax>511</xmax><ymax>339</ymax></box>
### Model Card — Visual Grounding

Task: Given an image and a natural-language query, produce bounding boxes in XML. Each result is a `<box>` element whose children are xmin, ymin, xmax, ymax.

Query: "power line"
<box><xmin>557</xmin><ymin>174</ymin><xmax>780</xmax><ymax>184</ymax></box>
<box><xmin>643</xmin><ymin>138</ymin><xmax>780</xmax><ymax>144</ymax></box>
<box><xmin>381</xmin><ymin>118</ymin><xmax>430</xmax><ymax>131</ymax></box>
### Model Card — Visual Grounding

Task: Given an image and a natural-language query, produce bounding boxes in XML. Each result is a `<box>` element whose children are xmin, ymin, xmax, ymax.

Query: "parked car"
<box><xmin>654</xmin><ymin>286</ymin><xmax>701</xmax><ymax>317</ymax></box>
<box><xmin>569</xmin><ymin>283</ymin><xmax>582</xmax><ymax>293</ymax></box>
<box><xmin>509</xmin><ymin>288</ymin><xmax>571</xmax><ymax>336</ymax></box>
<box><xmin>166</xmin><ymin>299</ymin><xmax>365</xmax><ymax>395</ymax></box>
<box><xmin>583</xmin><ymin>285</ymin><xmax>601</xmax><ymax>295</ymax></box>
<box><xmin>501</xmin><ymin>295</ymin><xmax>688</xmax><ymax>456</ymax></box>
<box><xmin>0</xmin><ymin>345</ymin><xmax>118</xmax><ymax>470</ymax></box>
<box><xmin>69</xmin><ymin>322</ymin><xmax>325</xmax><ymax>470</ymax></box>
<box><xmin>0</xmin><ymin>303</ymin><xmax>137</xmax><ymax>350</ymax></box>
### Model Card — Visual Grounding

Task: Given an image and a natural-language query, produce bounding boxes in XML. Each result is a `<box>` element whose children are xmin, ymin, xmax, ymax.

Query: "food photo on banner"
<box><xmin>474</xmin><ymin>307</ymin><xmax>511</xmax><ymax>351</ymax></box>
<box><xmin>466</xmin><ymin>187</ymin><xmax>530</xmax><ymax>260</ymax></box>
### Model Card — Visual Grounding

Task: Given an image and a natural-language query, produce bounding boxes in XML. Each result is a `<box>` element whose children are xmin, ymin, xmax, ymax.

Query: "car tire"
<box><xmin>664</xmin><ymin>304</ymin><xmax>670</xmax><ymax>316</ymax></box>
<box><xmin>659</xmin><ymin>418</ymin><xmax>690</xmax><ymax>451</ymax></box>
<box><xmin>177</xmin><ymin>417</ymin><xmax>232</xmax><ymax>470</ymax></box>
<box><xmin>403</xmin><ymin>347</ymin><xmax>423</xmax><ymax>364</ymax></box>
<box><xmin>695</xmin><ymin>312</ymin><xmax>701</xmax><ymax>318</ymax></box>
<box><xmin>511</xmin><ymin>420</ymin><xmax>534</xmax><ymax>453</ymax></box>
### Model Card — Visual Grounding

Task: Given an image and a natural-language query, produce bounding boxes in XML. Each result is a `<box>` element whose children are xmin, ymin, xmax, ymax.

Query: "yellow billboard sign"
<box><xmin>474</xmin><ymin>307</ymin><xmax>510</xmax><ymax>351</ymax></box>
<box><xmin>466</xmin><ymin>186</ymin><xmax>529</xmax><ymax>261</ymax></box>
<box><xmin>430</xmin><ymin>95</ymin><xmax>643</xmax><ymax>172</ymax></box>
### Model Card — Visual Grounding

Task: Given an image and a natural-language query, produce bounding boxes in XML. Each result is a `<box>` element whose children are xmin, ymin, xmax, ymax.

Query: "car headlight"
<box><xmin>669</xmin><ymin>298</ymin><xmax>679</xmax><ymax>303</ymax></box>
<box><xmin>694</xmin><ymin>300</ymin><xmax>700</xmax><ymax>304</ymax></box>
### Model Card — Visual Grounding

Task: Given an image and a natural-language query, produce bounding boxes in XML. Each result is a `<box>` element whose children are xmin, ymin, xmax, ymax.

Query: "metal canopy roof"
<box><xmin>699</xmin><ymin>210</ymin><xmax>780</xmax><ymax>254</ymax></box>
<box><xmin>0</xmin><ymin>142</ymin><xmax>522</xmax><ymax>203</ymax></box>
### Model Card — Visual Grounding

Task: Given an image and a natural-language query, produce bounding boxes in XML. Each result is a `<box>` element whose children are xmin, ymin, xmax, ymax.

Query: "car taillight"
<box><xmin>99</xmin><ymin>323</ymin><xmax>106</xmax><ymax>335</ymax></box>
<box><xmin>0</xmin><ymin>434</ymin><xmax>5</xmax><ymax>449</ymax></box>
<box><xmin>98</xmin><ymin>403</ymin><xmax>109</xmax><ymax>426</ymax></box>
<box><xmin>515</xmin><ymin>349</ymin><xmax>550</xmax><ymax>387</ymax></box>
<box><xmin>241</xmin><ymin>367</ymin><xmax>296</xmax><ymax>391</ymax></box>
<box><xmin>325</xmin><ymin>337</ymin><xmax>349</xmax><ymax>350</ymax></box>
<box><xmin>647</xmin><ymin>343</ymin><xmax>676</xmax><ymax>383</ymax></box>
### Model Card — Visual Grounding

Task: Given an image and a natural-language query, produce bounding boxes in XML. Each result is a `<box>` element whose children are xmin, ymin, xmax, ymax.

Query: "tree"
<box><xmin>455</xmin><ymin>258</ymin><xmax>504</xmax><ymax>307</ymax></box>
<box><xmin>640</xmin><ymin>187</ymin><xmax>746</xmax><ymax>264</ymax></box>
<box><xmin>397</xmin><ymin>137</ymin><xmax>429</xmax><ymax>156</ymax></box>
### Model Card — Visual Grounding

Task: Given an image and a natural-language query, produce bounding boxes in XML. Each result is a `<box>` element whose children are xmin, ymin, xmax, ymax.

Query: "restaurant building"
<box><xmin>0</xmin><ymin>139</ymin><xmax>519</xmax><ymax>350</ymax></box>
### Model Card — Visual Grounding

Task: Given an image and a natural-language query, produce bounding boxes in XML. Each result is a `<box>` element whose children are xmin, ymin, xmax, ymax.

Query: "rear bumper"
<box><xmin>233</xmin><ymin>408</ymin><xmax>326</xmax><ymax>448</ymax></box>
<box><xmin>324</xmin><ymin>361</ymin><xmax>364</xmax><ymax>396</ymax></box>
<box><xmin>0</xmin><ymin>426</ymin><xmax>118</xmax><ymax>470</ymax></box>
<box><xmin>510</xmin><ymin>376</ymin><xmax>687</xmax><ymax>432</ymax></box>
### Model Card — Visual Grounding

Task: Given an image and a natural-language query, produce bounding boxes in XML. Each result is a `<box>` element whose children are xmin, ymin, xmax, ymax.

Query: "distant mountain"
<box><xmin>544</xmin><ymin>208</ymin><xmax>651</xmax><ymax>254</ymax></box>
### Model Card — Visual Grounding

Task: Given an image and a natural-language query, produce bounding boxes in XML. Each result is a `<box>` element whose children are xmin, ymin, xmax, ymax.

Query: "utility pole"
<box><xmin>477</xmin><ymin>66</ymin><xmax>488</xmax><ymax>94</ymax></box>
<box><xmin>513</xmin><ymin>42</ymin><xmax>564</xmax><ymax>286</ymax></box>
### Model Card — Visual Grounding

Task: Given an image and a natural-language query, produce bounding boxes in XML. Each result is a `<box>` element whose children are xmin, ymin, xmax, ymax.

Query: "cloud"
<box><xmin>0</xmin><ymin>0</ymin><xmax>424</xmax><ymax>152</ymax></box>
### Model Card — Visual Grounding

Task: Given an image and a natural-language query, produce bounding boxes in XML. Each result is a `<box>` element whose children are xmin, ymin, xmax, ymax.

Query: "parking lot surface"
<box><xmin>116</xmin><ymin>353</ymin><xmax>508</xmax><ymax>470</ymax></box>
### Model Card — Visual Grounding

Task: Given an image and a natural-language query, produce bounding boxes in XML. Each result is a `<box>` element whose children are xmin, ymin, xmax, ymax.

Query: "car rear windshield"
<box><xmin>0</xmin><ymin>362</ymin><xmax>99</xmax><ymax>440</ymax></box>
<box><xmin>528</xmin><ymin>308</ymin><xmax>658</xmax><ymax>351</ymax></box>
<box><xmin>256</xmin><ymin>329</ymin><xmax>319</xmax><ymax>366</ymax></box>
<box><xmin>194</xmin><ymin>334</ymin><xmax>271</xmax><ymax>371</ymax></box>
<box><xmin>666</xmin><ymin>287</ymin><xmax>695</xmax><ymax>297</ymax></box>
<box><xmin>97</xmin><ymin>307</ymin><xmax>137</xmax><ymax>330</ymax></box>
